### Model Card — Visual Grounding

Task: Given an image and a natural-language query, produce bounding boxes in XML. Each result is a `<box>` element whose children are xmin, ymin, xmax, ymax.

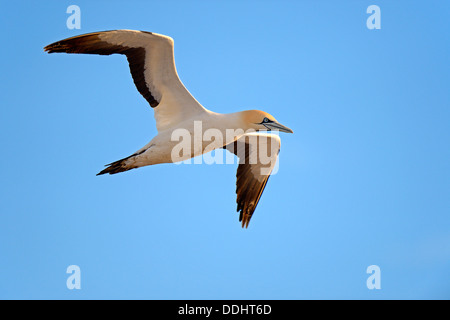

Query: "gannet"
<box><xmin>44</xmin><ymin>30</ymin><xmax>293</xmax><ymax>228</ymax></box>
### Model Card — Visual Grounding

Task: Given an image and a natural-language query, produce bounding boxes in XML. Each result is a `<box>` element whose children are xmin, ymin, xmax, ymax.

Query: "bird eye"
<box><xmin>263</xmin><ymin>117</ymin><xmax>269</xmax><ymax>123</ymax></box>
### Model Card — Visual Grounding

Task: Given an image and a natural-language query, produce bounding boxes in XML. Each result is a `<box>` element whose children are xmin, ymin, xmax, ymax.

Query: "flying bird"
<box><xmin>44</xmin><ymin>30</ymin><xmax>293</xmax><ymax>228</ymax></box>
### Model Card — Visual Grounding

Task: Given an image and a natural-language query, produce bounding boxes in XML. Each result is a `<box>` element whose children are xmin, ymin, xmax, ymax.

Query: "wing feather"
<box><xmin>44</xmin><ymin>30</ymin><xmax>206</xmax><ymax>131</ymax></box>
<box><xmin>225</xmin><ymin>134</ymin><xmax>281</xmax><ymax>228</ymax></box>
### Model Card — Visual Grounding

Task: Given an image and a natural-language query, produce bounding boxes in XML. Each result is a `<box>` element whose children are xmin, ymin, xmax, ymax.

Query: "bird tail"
<box><xmin>96</xmin><ymin>156</ymin><xmax>136</xmax><ymax>176</ymax></box>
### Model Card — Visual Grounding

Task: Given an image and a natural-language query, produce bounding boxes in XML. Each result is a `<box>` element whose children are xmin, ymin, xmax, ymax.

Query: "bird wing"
<box><xmin>44</xmin><ymin>30</ymin><xmax>206</xmax><ymax>132</ymax></box>
<box><xmin>224</xmin><ymin>133</ymin><xmax>281</xmax><ymax>228</ymax></box>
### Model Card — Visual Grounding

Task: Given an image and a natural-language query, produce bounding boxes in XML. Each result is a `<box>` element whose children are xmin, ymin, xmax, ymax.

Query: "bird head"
<box><xmin>241</xmin><ymin>110</ymin><xmax>293</xmax><ymax>133</ymax></box>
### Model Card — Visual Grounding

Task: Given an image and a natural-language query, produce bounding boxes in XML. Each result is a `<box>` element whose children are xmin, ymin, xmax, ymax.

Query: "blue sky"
<box><xmin>0</xmin><ymin>0</ymin><xmax>449</xmax><ymax>299</ymax></box>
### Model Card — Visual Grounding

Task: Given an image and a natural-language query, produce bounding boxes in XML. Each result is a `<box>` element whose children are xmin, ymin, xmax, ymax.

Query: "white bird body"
<box><xmin>126</xmin><ymin>111</ymin><xmax>245</xmax><ymax>165</ymax></box>
<box><xmin>126</xmin><ymin>111</ymin><xmax>272</xmax><ymax>168</ymax></box>
<box><xmin>44</xmin><ymin>30</ymin><xmax>293</xmax><ymax>227</ymax></box>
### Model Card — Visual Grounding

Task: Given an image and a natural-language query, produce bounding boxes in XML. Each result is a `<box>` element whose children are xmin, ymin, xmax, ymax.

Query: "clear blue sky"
<box><xmin>0</xmin><ymin>0</ymin><xmax>449</xmax><ymax>299</ymax></box>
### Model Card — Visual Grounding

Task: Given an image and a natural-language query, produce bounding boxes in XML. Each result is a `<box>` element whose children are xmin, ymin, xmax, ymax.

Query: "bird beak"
<box><xmin>265</xmin><ymin>122</ymin><xmax>294</xmax><ymax>133</ymax></box>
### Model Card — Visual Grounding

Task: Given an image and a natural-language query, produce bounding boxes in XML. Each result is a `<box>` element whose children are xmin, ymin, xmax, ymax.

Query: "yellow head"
<box><xmin>241</xmin><ymin>110</ymin><xmax>293</xmax><ymax>133</ymax></box>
